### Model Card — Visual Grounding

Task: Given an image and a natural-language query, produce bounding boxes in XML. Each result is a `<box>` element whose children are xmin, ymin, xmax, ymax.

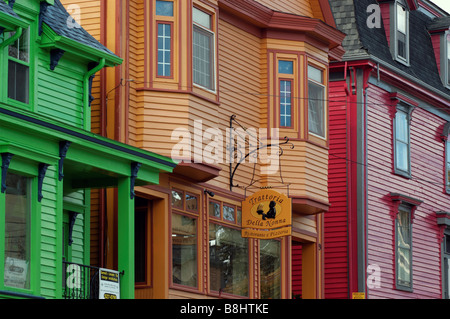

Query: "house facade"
<box><xmin>0</xmin><ymin>0</ymin><xmax>175</xmax><ymax>299</ymax></box>
<box><xmin>60</xmin><ymin>0</ymin><xmax>345</xmax><ymax>299</ymax></box>
<box><xmin>326</xmin><ymin>0</ymin><xmax>450</xmax><ymax>298</ymax></box>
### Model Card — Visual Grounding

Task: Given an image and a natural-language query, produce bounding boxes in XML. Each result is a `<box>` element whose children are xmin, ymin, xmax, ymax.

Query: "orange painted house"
<box><xmin>61</xmin><ymin>0</ymin><xmax>345</xmax><ymax>299</ymax></box>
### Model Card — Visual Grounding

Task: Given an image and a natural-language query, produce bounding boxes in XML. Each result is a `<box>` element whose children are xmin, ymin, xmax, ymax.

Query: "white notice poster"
<box><xmin>98</xmin><ymin>268</ymin><xmax>120</xmax><ymax>299</ymax></box>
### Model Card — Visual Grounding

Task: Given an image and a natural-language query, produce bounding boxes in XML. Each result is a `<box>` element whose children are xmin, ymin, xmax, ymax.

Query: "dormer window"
<box><xmin>394</xmin><ymin>1</ymin><xmax>409</xmax><ymax>64</ymax></box>
<box><xmin>7</xmin><ymin>27</ymin><xmax>29</xmax><ymax>104</ymax></box>
<box><xmin>447</xmin><ymin>36</ymin><xmax>450</xmax><ymax>87</ymax></box>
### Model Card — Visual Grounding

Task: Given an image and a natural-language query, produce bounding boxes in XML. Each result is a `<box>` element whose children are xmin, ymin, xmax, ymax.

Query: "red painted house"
<box><xmin>326</xmin><ymin>0</ymin><xmax>450</xmax><ymax>298</ymax></box>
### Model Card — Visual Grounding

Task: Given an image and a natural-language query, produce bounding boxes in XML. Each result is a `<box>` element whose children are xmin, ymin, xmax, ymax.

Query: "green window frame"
<box><xmin>0</xmin><ymin>160</ymin><xmax>40</xmax><ymax>296</ymax></box>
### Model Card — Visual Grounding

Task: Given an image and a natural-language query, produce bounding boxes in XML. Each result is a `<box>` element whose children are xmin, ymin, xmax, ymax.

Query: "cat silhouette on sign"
<box><xmin>256</xmin><ymin>201</ymin><xmax>276</xmax><ymax>220</ymax></box>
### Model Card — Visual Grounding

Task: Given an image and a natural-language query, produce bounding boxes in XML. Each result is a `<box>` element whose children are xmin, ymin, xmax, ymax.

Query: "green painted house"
<box><xmin>0</xmin><ymin>0</ymin><xmax>176</xmax><ymax>299</ymax></box>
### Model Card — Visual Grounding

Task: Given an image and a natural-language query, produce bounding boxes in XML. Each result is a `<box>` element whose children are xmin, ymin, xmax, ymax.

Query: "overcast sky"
<box><xmin>430</xmin><ymin>0</ymin><xmax>450</xmax><ymax>13</ymax></box>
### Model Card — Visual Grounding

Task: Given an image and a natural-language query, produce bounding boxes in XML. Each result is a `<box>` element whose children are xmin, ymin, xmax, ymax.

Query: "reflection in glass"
<box><xmin>209</xmin><ymin>224</ymin><xmax>248</xmax><ymax>296</ymax></box>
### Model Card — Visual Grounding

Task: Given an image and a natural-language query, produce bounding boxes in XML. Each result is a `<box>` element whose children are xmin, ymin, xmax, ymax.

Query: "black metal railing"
<box><xmin>62</xmin><ymin>261</ymin><xmax>101</xmax><ymax>299</ymax></box>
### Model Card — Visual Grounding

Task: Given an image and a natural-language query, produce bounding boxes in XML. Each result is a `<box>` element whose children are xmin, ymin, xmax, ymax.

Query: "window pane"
<box><xmin>8</xmin><ymin>28</ymin><xmax>29</xmax><ymax>63</ymax></box>
<box><xmin>4</xmin><ymin>173</ymin><xmax>31</xmax><ymax>289</ymax></box>
<box><xmin>280</xmin><ymin>80</ymin><xmax>292</xmax><ymax>127</ymax></box>
<box><xmin>171</xmin><ymin>190</ymin><xmax>183</xmax><ymax>209</ymax></box>
<box><xmin>158</xmin><ymin>23</ymin><xmax>171</xmax><ymax>77</ymax></box>
<box><xmin>279</xmin><ymin>60</ymin><xmax>293</xmax><ymax>74</ymax></box>
<box><xmin>260</xmin><ymin>239</ymin><xmax>281</xmax><ymax>299</ymax></box>
<box><xmin>156</xmin><ymin>0</ymin><xmax>173</xmax><ymax>17</ymax></box>
<box><xmin>209</xmin><ymin>201</ymin><xmax>220</xmax><ymax>218</ymax></box>
<box><xmin>397</xmin><ymin>210</ymin><xmax>411</xmax><ymax>287</ymax></box>
<box><xmin>8</xmin><ymin>60</ymin><xmax>29</xmax><ymax>104</ymax></box>
<box><xmin>193</xmin><ymin>7</ymin><xmax>211</xmax><ymax>29</ymax></box>
<box><xmin>193</xmin><ymin>26</ymin><xmax>214</xmax><ymax>90</ymax></box>
<box><xmin>397</xmin><ymin>32</ymin><xmax>407</xmax><ymax>59</ymax></box>
<box><xmin>395</xmin><ymin>111</ymin><xmax>408</xmax><ymax>143</ymax></box>
<box><xmin>396</xmin><ymin>141</ymin><xmax>409</xmax><ymax>171</ymax></box>
<box><xmin>172</xmin><ymin>213</ymin><xmax>197</xmax><ymax>288</ymax></box>
<box><xmin>209</xmin><ymin>224</ymin><xmax>248</xmax><ymax>296</ymax></box>
<box><xmin>223</xmin><ymin>205</ymin><xmax>235</xmax><ymax>222</ymax></box>
<box><xmin>308</xmin><ymin>65</ymin><xmax>323</xmax><ymax>83</ymax></box>
<box><xmin>308</xmin><ymin>81</ymin><xmax>325</xmax><ymax>137</ymax></box>
<box><xmin>397</xmin><ymin>4</ymin><xmax>407</xmax><ymax>34</ymax></box>
<box><xmin>186</xmin><ymin>194</ymin><xmax>198</xmax><ymax>211</ymax></box>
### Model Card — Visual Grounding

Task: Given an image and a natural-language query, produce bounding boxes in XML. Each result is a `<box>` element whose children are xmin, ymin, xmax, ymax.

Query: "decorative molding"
<box><xmin>390</xmin><ymin>192</ymin><xmax>423</xmax><ymax>219</ymax></box>
<box><xmin>50</xmin><ymin>48</ymin><xmax>65</xmax><ymax>70</ymax></box>
<box><xmin>1</xmin><ymin>153</ymin><xmax>13</xmax><ymax>193</ymax></box>
<box><xmin>58</xmin><ymin>141</ymin><xmax>71</xmax><ymax>181</ymax></box>
<box><xmin>38</xmin><ymin>163</ymin><xmax>49</xmax><ymax>202</ymax></box>
<box><xmin>68</xmin><ymin>211</ymin><xmax>78</xmax><ymax>246</ymax></box>
<box><xmin>130</xmin><ymin>162</ymin><xmax>142</xmax><ymax>199</ymax></box>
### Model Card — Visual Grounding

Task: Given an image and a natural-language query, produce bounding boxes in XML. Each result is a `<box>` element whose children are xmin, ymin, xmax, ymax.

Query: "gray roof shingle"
<box><xmin>0</xmin><ymin>0</ymin><xmax>21</xmax><ymax>19</ymax></box>
<box><xmin>41</xmin><ymin>0</ymin><xmax>116</xmax><ymax>57</ymax></box>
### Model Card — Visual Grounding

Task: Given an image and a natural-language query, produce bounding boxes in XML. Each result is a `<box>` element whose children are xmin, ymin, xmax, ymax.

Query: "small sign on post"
<box><xmin>99</xmin><ymin>268</ymin><xmax>120</xmax><ymax>299</ymax></box>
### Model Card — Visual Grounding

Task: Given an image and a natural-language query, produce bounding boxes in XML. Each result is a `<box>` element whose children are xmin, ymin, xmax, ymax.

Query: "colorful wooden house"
<box><xmin>326</xmin><ymin>0</ymin><xmax>450</xmax><ymax>298</ymax></box>
<box><xmin>0</xmin><ymin>0</ymin><xmax>175</xmax><ymax>299</ymax></box>
<box><xmin>60</xmin><ymin>0</ymin><xmax>345</xmax><ymax>298</ymax></box>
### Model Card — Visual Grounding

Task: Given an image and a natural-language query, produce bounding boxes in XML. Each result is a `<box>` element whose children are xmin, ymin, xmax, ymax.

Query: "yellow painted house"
<box><xmin>61</xmin><ymin>0</ymin><xmax>345</xmax><ymax>299</ymax></box>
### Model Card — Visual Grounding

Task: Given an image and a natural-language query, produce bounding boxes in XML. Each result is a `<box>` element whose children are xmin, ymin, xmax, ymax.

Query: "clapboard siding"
<box><xmin>366</xmin><ymin>84</ymin><xmax>444</xmax><ymax>299</ymax></box>
<box><xmin>40</xmin><ymin>166</ymin><xmax>59</xmax><ymax>299</ymax></box>
<box><xmin>324</xmin><ymin>79</ymin><xmax>349</xmax><ymax>299</ymax></box>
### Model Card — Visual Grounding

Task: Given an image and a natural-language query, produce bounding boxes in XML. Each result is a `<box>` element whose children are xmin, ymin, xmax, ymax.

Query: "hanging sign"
<box><xmin>241</xmin><ymin>189</ymin><xmax>292</xmax><ymax>239</ymax></box>
<box><xmin>99</xmin><ymin>268</ymin><xmax>121</xmax><ymax>299</ymax></box>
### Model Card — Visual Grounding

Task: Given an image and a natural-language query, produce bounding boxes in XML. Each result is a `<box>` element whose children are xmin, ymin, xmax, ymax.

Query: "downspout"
<box><xmin>83</xmin><ymin>58</ymin><xmax>105</xmax><ymax>131</ymax></box>
<box><xmin>0</xmin><ymin>27</ymin><xmax>22</xmax><ymax>50</ymax></box>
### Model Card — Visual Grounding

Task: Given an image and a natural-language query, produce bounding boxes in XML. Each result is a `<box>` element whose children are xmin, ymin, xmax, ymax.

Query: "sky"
<box><xmin>430</xmin><ymin>0</ymin><xmax>450</xmax><ymax>13</ymax></box>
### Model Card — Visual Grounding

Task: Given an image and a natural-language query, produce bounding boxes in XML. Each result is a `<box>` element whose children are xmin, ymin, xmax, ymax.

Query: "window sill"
<box><xmin>394</xmin><ymin>169</ymin><xmax>411</xmax><ymax>179</ymax></box>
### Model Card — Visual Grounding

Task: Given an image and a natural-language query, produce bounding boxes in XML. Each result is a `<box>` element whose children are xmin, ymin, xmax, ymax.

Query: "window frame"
<box><xmin>192</xmin><ymin>6</ymin><xmax>216</xmax><ymax>92</ymax></box>
<box><xmin>395</xmin><ymin>205</ymin><xmax>413</xmax><ymax>292</ymax></box>
<box><xmin>170</xmin><ymin>188</ymin><xmax>200</xmax><ymax>291</ymax></box>
<box><xmin>207</xmin><ymin>198</ymin><xmax>248</xmax><ymax>297</ymax></box>
<box><xmin>307</xmin><ymin>64</ymin><xmax>326</xmax><ymax>139</ymax></box>
<box><xmin>1</xmin><ymin>25</ymin><xmax>32</xmax><ymax>108</ymax></box>
<box><xmin>392</xmin><ymin>1</ymin><xmax>410</xmax><ymax>65</ymax></box>
<box><xmin>393</xmin><ymin>104</ymin><xmax>412</xmax><ymax>178</ymax></box>
<box><xmin>155</xmin><ymin>0</ymin><xmax>175</xmax><ymax>79</ymax></box>
<box><xmin>0</xmin><ymin>163</ymin><xmax>40</xmax><ymax>296</ymax></box>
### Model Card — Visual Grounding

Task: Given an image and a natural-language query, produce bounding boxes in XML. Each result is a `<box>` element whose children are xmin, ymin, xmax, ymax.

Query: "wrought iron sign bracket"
<box><xmin>228</xmin><ymin>115</ymin><xmax>293</xmax><ymax>192</ymax></box>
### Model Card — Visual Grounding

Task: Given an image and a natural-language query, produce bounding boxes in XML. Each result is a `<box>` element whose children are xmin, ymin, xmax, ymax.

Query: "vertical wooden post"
<box><xmin>117</xmin><ymin>176</ymin><xmax>135</xmax><ymax>299</ymax></box>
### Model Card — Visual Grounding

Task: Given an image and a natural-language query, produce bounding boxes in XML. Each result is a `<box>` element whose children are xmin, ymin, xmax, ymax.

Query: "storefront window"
<box><xmin>4</xmin><ymin>173</ymin><xmax>31</xmax><ymax>289</ymax></box>
<box><xmin>209</xmin><ymin>224</ymin><xmax>248</xmax><ymax>296</ymax></box>
<box><xmin>260</xmin><ymin>239</ymin><xmax>281</xmax><ymax>299</ymax></box>
<box><xmin>172</xmin><ymin>213</ymin><xmax>198</xmax><ymax>288</ymax></box>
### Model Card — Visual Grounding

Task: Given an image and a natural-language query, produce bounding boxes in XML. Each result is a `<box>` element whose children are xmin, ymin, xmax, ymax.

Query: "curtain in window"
<box><xmin>397</xmin><ymin>210</ymin><xmax>411</xmax><ymax>287</ymax></box>
<box><xmin>193</xmin><ymin>26</ymin><xmax>213</xmax><ymax>90</ymax></box>
<box><xmin>308</xmin><ymin>81</ymin><xmax>324</xmax><ymax>137</ymax></box>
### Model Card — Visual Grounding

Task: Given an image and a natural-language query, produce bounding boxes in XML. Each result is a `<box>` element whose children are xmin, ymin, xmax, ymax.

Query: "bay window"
<box><xmin>308</xmin><ymin>65</ymin><xmax>325</xmax><ymax>138</ymax></box>
<box><xmin>193</xmin><ymin>7</ymin><xmax>215</xmax><ymax>91</ymax></box>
